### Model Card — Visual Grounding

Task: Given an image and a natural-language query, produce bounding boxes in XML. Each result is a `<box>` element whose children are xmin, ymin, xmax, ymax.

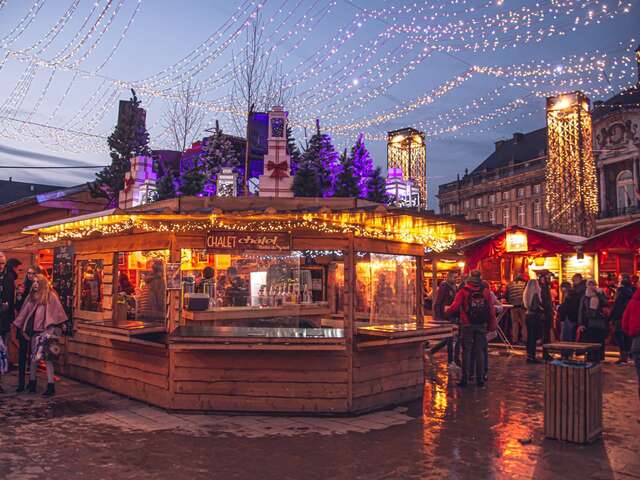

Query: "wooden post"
<box><xmin>344</xmin><ymin>234</ymin><xmax>356</xmax><ymax>411</ymax></box>
<box><xmin>416</xmin><ymin>256</ymin><xmax>424</xmax><ymax>328</ymax></box>
<box><xmin>168</xmin><ymin>233</ymin><xmax>181</xmax><ymax>332</ymax></box>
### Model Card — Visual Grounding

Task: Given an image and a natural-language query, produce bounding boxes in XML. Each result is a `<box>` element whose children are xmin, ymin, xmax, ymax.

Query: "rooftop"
<box><xmin>471</xmin><ymin>127</ymin><xmax>547</xmax><ymax>174</ymax></box>
<box><xmin>0</xmin><ymin>178</ymin><xmax>65</xmax><ymax>206</ymax></box>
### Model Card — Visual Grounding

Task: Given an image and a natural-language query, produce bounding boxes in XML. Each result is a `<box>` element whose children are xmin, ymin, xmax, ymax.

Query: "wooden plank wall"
<box><xmin>169</xmin><ymin>349</ymin><xmax>350</xmax><ymax>413</ymax></box>
<box><xmin>65</xmin><ymin>331</ymin><xmax>170</xmax><ymax>408</ymax></box>
<box><xmin>352</xmin><ymin>343</ymin><xmax>424</xmax><ymax>413</ymax></box>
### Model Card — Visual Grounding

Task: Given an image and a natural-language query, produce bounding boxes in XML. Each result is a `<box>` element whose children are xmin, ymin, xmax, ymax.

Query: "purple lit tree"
<box><xmin>350</xmin><ymin>134</ymin><xmax>374</xmax><ymax>198</ymax></box>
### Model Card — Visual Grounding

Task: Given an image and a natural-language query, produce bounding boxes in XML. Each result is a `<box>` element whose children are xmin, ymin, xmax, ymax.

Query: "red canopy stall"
<box><xmin>582</xmin><ymin>219</ymin><xmax>640</xmax><ymax>286</ymax></box>
<box><xmin>461</xmin><ymin>226</ymin><xmax>591</xmax><ymax>293</ymax></box>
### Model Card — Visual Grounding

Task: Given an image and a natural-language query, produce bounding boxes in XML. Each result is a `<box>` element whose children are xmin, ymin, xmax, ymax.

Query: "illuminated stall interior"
<box><xmin>462</xmin><ymin>226</ymin><xmax>592</xmax><ymax>292</ymax></box>
<box><xmin>23</xmin><ymin>197</ymin><xmax>493</xmax><ymax>414</ymax></box>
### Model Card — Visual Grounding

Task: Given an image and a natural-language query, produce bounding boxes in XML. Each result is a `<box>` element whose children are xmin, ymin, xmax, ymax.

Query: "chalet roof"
<box><xmin>460</xmin><ymin>225</ymin><xmax>586</xmax><ymax>252</ymax></box>
<box><xmin>471</xmin><ymin>127</ymin><xmax>547</xmax><ymax>174</ymax></box>
<box><xmin>22</xmin><ymin>197</ymin><xmax>498</xmax><ymax>251</ymax></box>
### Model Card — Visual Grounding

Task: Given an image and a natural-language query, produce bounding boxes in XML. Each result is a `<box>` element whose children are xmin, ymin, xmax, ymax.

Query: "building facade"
<box><xmin>438</xmin><ymin>129</ymin><xmax>548</xmax><ymax>229</ymax></box>
<box><xmin>439</xmin><ymin>48</ymin><xmax>640</xmax><ymax>232</ymax></box>
<box><xmin>592</xmin><ymin>78</ymin><xmax>640</xmax><ymax>232</ymax></box>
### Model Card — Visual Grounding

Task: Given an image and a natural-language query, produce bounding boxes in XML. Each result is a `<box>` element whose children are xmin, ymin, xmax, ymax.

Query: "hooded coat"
<box><xmin>13</xmin><ymin>291</ymin><xmax>67</xmax><ymax>337</ymax></box>
<box><xmin>622</xmin><ymin>289</ymin><xmax>640</xmax><ymax>338</ymax></box>
<box><xmin>446</xmin><ymin>278</ymin><xmax>497</xmax><ymax>331</ymax></box>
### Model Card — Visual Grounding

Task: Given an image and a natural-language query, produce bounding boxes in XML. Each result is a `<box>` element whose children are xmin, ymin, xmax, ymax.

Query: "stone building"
<box><xmin>437</xmin><ymin>128</ymin><xmax>548</xmax><ymax>229</ymax></box>
<box><xmin>592</xmin><ymin>68</ymin><xmax>640</xmax><ymax>232</ymax></box>
<box><xmin>438</xmin><ymin>47</ymin><xmax>640</xmax><ymax>231</ymax></box>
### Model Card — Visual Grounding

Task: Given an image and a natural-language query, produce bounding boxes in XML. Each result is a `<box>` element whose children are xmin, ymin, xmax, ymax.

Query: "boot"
<box><xmin>42</xmin><ymin>383</ymin><xmax>55</xmax><ymax>398</ymax></box>
<box><xmin>26</xmin><ymin>380</ymin><xmax>37</xmax><ymax>394</ymax></box>
<box><xmin>15</xmin><ymin>380</ymin><xmax>25</xmax><ymax>393</ymax></box>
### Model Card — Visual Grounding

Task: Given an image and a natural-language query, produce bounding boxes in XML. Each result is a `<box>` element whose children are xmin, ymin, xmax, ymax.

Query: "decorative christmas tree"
<box><xmin>366</xmin><ymin>166</ymin><xmax>388</xmax><ymax>204</ymax></box>
<box><xmin>351</xmin><ymin>134</ymin><xmax>374</xmax><ymax>198</ymax></box>
<box><xmin>155</xmin><ymin>171</ymin><xmax>177</xmax><ymax>200</ymax></box>
<box><xmin>286</xmin><ymin>124</ymin><xmax>301</xmax><ymax>175</ymax></box>
<box><xmin>293</xmin><ymin>159</ymin><xmax>322</xmax><ymax>197</ymax></box>
<box><xmin>334</xmin><ymin>149</ymin><xmax>360</xmax><ymax>198</ymax></box>
<box><xmin>202</xmin><ymin>123</ymin><xmax>241</xmax><ymax>195</ymax></box>
<box><xmin>90</xmin><ymin>90</ymin><xmax>150</xmax><ymax>206</ymax></box>
<box><xmin>178</xmin><ymin>164</ymin><xmax>207</xmax><ymax>196</ymax></box>
<box><xmin>300</xmin><ymin>120</ymin><xmax>339</xmax><ymax>197</ymax></box>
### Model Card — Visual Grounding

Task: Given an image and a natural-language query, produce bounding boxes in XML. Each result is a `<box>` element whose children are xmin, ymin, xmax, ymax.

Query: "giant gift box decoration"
<box><xmin>118</xmin><ymin>155</ymin><xmax>157</xmax><ymax>208</ymax></box>
<box><xmin>259</xmin><ymin>106</ymin><xmax>293</xmax><ymax>197</ymax></box>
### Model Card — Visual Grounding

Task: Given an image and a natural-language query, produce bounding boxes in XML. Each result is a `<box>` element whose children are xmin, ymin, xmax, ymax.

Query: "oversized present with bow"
<box><xmin>259</xmin><ymin>106</ymin><xmax>293</xmax><ymax>197</ymax></box>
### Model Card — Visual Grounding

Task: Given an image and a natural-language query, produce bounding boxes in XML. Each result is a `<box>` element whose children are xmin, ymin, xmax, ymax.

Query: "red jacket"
<box><xmin>622</xmin><ymin>288</ymin><xmax>640</xmax><ymax>337</ymax></box>
<box><xmin>445</xmin><ymin>282</ymin><xmax>497</xmax><ymax>331</ymax></box>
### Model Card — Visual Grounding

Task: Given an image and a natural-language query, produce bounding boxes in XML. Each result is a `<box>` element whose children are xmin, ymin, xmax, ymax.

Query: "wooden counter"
<box><xmin>182</xmin><ymin>303</ymin><xmax>331</xmax><ymax>322</ymax></box>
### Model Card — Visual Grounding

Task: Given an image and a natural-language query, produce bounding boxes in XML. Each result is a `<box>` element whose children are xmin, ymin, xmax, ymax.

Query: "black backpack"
<box><xmin>466</xmin><ymin>285</ymin><xmax>490</xmax><ymax>325</ymax></box>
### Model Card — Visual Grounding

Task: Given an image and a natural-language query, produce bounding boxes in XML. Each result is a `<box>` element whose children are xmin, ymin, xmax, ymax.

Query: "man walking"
<box><xmin>506</xmin><ymin>274</ymin><xmax>527</xmax><ymax>344</ymax></box>
<box><xmin>446</xmin><ymin>270</ymin><xmax>497</xmax><ymax>388</ymax></box>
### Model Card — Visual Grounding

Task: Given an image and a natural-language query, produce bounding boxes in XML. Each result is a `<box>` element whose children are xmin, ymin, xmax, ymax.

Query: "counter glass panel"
<box><xmin>114</xmin><ymin>250</ymin><xmax>169</xmax><ymax>325</ymax></box>
<box><xmin>355</xmin><ymin>253</ymin><xmax>417</xmax><ymax>325</ymax></box>
<box><xmin>180</xmin><ymin>249</ymin><xmax>343</xmax><ymax>330</ymax></box>
<box><xmin>79</xmin><ymin>259</ymin><xmax>104</xmax><ymax>312</ymax></box>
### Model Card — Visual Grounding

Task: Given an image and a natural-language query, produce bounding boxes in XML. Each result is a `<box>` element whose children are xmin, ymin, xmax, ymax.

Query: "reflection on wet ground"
<box><xmin>0</xmin><ymin>351</ymin><xmax>638</xmax><ymax>480</ymax></box>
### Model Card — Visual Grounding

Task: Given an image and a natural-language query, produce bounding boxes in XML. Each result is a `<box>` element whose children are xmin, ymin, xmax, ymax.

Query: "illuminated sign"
<box><xmin>505</xmin><ymin>231</ymin><xmax>528</xmax><ymax>252</ymax></box>
<box><xmin>206</xmin><ymin>231</ymin><xmax>291</xmax><ymax>252</ymax></box>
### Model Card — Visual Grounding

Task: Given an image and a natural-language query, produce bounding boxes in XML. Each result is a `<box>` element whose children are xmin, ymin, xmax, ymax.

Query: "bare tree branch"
<box><xmin>162</xmin><ymin>80</ymin><xmax>205</xmax><ymax>152</ymax></box>
<box><xmin>229</xmin><ymin>11</ymin><xmax>294</xmax><ymax>135</ymax></box>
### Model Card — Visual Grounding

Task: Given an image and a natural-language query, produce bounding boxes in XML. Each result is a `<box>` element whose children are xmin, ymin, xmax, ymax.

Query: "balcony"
<box><xmin>597</xmin><ymin>206</ymin><xmax>640</xmax><ymax>219</ymax></box>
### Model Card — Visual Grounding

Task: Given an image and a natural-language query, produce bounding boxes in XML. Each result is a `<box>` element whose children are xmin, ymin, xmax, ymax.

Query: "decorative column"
<box><xmin>545</xmin><ymin>91</ymin><xmax>598</xmax><ymax>236</ymax></box>
<box><xmin>387</xmin><ymin>128</ymin><xmax>427</xmax><ymax>208</ymax></box>
<box><xmin>259</xmin><ymin>106</ymin><xmax>293</xmax><ymax>197</ymax></box>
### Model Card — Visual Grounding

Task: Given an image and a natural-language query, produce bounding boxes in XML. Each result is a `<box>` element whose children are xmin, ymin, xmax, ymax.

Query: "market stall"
<box><xmin>461</xmin><ymin>226</ymin><xmax>591</xmax><ymax>291</ymax></box>
<box><xmin>582</xmin><ymin>219</ymin><xmax>640</xmax><ymax>286</ymax></box>
<box><xmin>22</xmin><ymin>197</ymin><xmax>485</xmax><ymax>414</ymax></box>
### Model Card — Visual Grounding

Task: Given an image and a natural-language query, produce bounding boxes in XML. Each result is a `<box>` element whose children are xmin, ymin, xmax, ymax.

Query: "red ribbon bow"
<box><xmin>267</xmin><ymin>160</ymin><xmax>289</xmax><ymax>179</ymax></box>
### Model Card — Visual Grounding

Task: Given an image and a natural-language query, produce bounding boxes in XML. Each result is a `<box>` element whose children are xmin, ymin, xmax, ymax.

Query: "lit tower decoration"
<box><xmin>259</xmin><ymin>106</ymin><xmax>293</xmax><ymax>197</ymax></box>
<box><xmin>387</xmin><ymin>128</ymin><xmax>427</xmax><ymax>209</ymax></box>
<box><xmin>545</xmin><ymin>91</ymin><xmax>598</xmax><ymax>236</ymax></box>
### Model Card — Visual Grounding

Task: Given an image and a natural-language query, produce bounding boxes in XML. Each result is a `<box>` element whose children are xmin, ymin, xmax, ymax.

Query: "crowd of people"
<box><xmin>0</xmin><ymin>252</ymin><xmax>67</xmax><ymax>396</ymax></box>
<box><xmin>434</xmin><ymin>269</ymin><xmax>640</xmax><ymax>399</ymax></box>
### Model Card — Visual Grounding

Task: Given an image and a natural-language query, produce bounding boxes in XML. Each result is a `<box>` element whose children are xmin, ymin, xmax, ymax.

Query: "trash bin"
<box><xmin>544</xmin><ymin>360</ymin><xmax>602</xmax><ymax>443</ymax></box>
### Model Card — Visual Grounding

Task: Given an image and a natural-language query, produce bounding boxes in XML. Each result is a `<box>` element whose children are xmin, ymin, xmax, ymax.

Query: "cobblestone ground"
<box><xmin>0</xmin><ymin>351</ymin><xmax>638</xmax><ymax>480</ymax></box>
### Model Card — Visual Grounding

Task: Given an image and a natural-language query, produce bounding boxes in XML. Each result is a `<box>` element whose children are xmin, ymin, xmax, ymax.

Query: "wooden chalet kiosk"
<box><xmin>22</xmin><ymin>196</ymin><xmax>485</xmax><ymax>414</ymax></box>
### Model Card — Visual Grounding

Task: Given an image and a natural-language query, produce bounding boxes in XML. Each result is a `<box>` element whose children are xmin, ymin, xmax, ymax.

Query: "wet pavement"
<box><xmin>0</xmin><ymin>351</ymin><xmax>638</xmax><ymax>480</ymax></box>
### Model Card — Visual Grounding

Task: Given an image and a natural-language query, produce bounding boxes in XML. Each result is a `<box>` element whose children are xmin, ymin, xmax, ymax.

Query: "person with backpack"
<box><xmin>446</xmin><ymin>270</ymin><xmax>496</xmax><ymax>388</ymax></box>
<box><xmin>578</xmin><ymin>279</ymin><xmax>609</xmax><ymax>362</ymax></box>
<box><xmin>523</xmin><ymin>279</ymin><xmax>544</xmax><ymax>363</ymax></box>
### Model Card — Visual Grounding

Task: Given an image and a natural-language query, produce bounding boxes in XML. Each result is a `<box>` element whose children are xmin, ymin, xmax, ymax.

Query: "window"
<box><xmin>79</xmin><ymin>259</ymin><xmax>104</xmax><ymax>312</ymax></box>
<box><xmin>517</xmin><ymin>187</ymin><xmax>525</xmax><ymax>198</ymax></box>
<box><xmin>488</xmin><ymin>210</ymin><xmax>495</xmax><ymax>224</ymax></box>
<box><xmin>517</xmin><ymin>204</ymin><xmax>526</xmax><ymax>225</ymax></box>
<box><xmin>475</xmin><ymin>197</ymin><xmax>483</xmax><ymax>207</ymax></box>
<box><xmin>464</xmin><ymin>199</ymin><xmax>470</xmax><ymax>209</ymax></box>
<box><xmin>533</xmin><ymin>184</ymin><xmax>541</xmax><ymax>195</ymax></box>
<box><xmin>115</xmin><ymin>250</ymin><xmax>169</xmax><ymax>324</ymax></box>
<box><xmin>489</xmin><ymin>193</ymin><xmax>495</xmax><ymax>204</ymax></box>
<box><xmin>502</xmin><ymin>208</ymin><xmax>510</xmax><ymax>226</ymax></box>
<box><xmin>616</xmin><ymin>170</ymin><xmax>635</xmax><ymax>210</ymax></box>
<box><xmin>533</xmin><ymin>201</ymin><xmax>541</xmax><ymax>227</ymax></box>
<box><xmin>476</xmin><ymin>212</ymin><xmax>483</xmax><ymax>222</ymax></box>
<box><xmin>502</xmin><ymin>191</ymin><xmax>510</xmax><ymax>201</ymax></box>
